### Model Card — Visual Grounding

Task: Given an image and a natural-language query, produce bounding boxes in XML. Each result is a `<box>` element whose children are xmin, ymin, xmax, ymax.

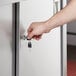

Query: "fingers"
<box><xmin>27</xmin><ymin>25</ymin><xmax>33</xmax><ymax>39</ymax></box>
<box><xmin>27</xmin><ymin>22</ymin><xmax>44</xmax><ymax>40</ymax></box>
<box><xmin>27</xmin><ymin>25</ymin><xmax>33</xmax><ymax>33</ymax></box>
<box><xmin>27</xmin><ymin>29</ymin><xmax>42</xmax><ymax>40</ymax></box>
<box><xmin>27</xmin><ymin>31</ymin><xmax>34</xmax><ymax>39</ymax></box>
<box><xmin>33</xmin><ymin>35</ymin><xmax>42</xmax><ymax>40</ymax></box>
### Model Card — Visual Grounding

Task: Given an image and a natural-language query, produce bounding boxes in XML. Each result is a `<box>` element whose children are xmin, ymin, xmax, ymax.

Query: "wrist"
<box><xmin>44</xmin><ymin>20</ymin><xmax>54</xmax><ymax>33</ymax></box>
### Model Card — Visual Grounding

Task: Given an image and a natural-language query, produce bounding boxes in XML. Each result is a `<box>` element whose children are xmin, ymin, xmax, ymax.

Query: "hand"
<box><xmin>27</xmin><ymin>21</ymin><xmax>51</xmax><ymax>40</ymax></box>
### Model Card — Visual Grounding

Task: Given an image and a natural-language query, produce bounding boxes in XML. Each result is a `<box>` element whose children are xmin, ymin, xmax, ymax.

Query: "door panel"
<box><xmin>0</xmin><ymin>0</ymin><xmax>24</xmax><ymax>6</ymax></box>
<box><xmin>20</xmin><ymin>0</ymin><xmax>61</xmax><ymax>76</ymax></box>
<box><xmin>0</xmin><ymin>5</ymin><xmax>12</xmax><ymax>76</ymax></box>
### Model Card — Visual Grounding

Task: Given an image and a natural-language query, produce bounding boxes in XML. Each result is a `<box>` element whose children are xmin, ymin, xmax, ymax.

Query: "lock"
<box><xmin>21</xmin><ymin>35</ymin><xmax>32</xmax><ymax>48</ymax></box>
<box><xmin>20</xmin><ymin>35</ymin><xmax>27</xmax><ymax>40</ymax></box>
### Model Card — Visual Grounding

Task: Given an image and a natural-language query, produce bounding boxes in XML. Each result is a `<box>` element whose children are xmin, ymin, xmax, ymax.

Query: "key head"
<box><xmin>27</xmin><ymin>38</ymin><xmax>31</xmax><ymax>40</ymax></box>
<box><xmin>28</xmin><ymin>42</ymin><xmax>32</xmax><ymax>48</ymax></box>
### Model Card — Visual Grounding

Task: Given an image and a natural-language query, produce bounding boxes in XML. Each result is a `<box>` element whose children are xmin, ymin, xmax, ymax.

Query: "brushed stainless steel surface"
<box><xmin>0</xmin><ymin>0</ymin><xmax>25</xmax><ymax>6</ymax></box>
<box><xmin>0</xmin><ymin>4</ymin><xmax>12</xmax><ymax>76</ymax></box>
<box><xmin>19</xmin><ymin>0</ymin><xmax>61</xmax><ymax>76</ymax></box>
<box><xmin>60</xmin><ymin>0</ymin><xmax>67</xmax><ymax>76</ymax></box>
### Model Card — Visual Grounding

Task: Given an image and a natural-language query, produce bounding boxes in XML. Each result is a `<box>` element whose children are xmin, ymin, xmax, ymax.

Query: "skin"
<box><xmin>27</xmin><ymin>0</ymin><xmax>76</xmax><ymax>40</ymax></box>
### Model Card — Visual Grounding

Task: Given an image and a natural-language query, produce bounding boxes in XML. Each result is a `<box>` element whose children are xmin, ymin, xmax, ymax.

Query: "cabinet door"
<box><xmin>20</xmin><ymin>0</ymin><xmax>61</xmax><ymax>76</ymax></box>
<box><xmin>0</xmin><ymin>0</ymin><xmax>23</xmax><ymax>6</ymax></box>
<box><xmin>0</xmin><ymin>5</ymin><xmax>12</xmax><ymax>76</ymax></box>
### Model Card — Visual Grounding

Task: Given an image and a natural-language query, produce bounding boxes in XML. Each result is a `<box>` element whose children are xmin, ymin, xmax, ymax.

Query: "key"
<box><xmin>28</xmin><ymin>41</ymin><xmax>32</xmax><ymax>48</ymax></box>
<box><xmin>20</xmin><ymin>35</ymin><xmax>27</xmax><ymax>40</ymax></box>
<box><xmin>20</xmin><ymin>35</ymin><xmax>32</xmax><ymax>48</ymax></box>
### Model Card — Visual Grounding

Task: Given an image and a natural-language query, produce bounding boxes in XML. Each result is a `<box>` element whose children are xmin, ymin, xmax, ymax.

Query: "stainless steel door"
<box><xmin>0</xmin><ymin>2</ymin><xmax>25</xmax><ymax>76</ymax></box>
<box><xmin>0</xmin><ymin>4</ymin><xmax>12</xmax><ymax>76</ymax></box>
<box><xmin>0</xmin><ymin>0</ymin><xmax>67</xmax><ymax>76</ymax></box>
<box><xmin>19</xmin><ymin>0</ymin><xmax>61</xmax><ymax>76</ymax></box>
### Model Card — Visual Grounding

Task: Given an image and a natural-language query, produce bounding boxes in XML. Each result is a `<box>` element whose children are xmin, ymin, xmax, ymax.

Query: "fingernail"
<box><xmin>27</xmin><ymin>36</ymin><xmax>31</xmax><ymax>40</ymax></box>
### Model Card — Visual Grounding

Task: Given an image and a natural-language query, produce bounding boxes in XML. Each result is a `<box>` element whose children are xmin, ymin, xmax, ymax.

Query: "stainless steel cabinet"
<box><xmin>0</xmin><ymin>0</ymin><xmax>67</xmax><ymax>76</ymax></box>
<box><xmin>0</xmin><ymin>4</ymin><xmax>12</xmax><ymax>76</ymax></box>
<box><xmin>19</xmin><ymin>0</ymin><xmax>61</xmax><ymax>76</ymax></box>
<box><xmin>0</xmin><ymin>0</ymin><xmax>24</xmax><ymax>6</ymax></box>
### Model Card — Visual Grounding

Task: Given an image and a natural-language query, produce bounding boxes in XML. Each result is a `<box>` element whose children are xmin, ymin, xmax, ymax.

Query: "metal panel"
<box><xmin>19</xmin><ymin>0</ymin><xmax>61</xmax><ymax>76</ymax></box>
<box><xmin>60</xmin><ymin>0</ymin><xmax>67</xmax><ymax>76</ymax></box>
<box><xmin>0</xmin><ymin>4</ymin><xmax>12</xmax><ymax>76</ymax></box>
<box><xmin>0</xmin><ymin>0</ymin><xmax>25</xmax><ymax>6</ymax></box>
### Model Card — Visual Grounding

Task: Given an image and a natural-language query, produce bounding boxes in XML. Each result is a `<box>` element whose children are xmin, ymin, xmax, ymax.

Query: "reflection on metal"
<box><xmin>60</xmin><ymin>0</ymin><xmax>67</xmax><ymax>76</ymax></box>
<box><xmin>53</xmin><ymin>0</ymin><xmax>59</xmax><ymax>14</ymax></box>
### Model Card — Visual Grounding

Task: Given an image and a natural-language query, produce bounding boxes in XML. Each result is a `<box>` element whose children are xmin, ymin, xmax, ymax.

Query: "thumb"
<box><xmin>27</xmin><ymin>31</ymin><xmax>34</xmax><ymax>39</ymax></box>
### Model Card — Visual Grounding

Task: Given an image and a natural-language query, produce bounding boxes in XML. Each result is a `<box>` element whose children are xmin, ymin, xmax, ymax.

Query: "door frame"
<box><xmin>12</xmin><ymin>2</ymin><xmax>20</xmax><ymax>76</ymax></box>
<box><xmin>60</xmin><ymin>0</ymin><xmax>67</xmax><ymax>76</ymax></box>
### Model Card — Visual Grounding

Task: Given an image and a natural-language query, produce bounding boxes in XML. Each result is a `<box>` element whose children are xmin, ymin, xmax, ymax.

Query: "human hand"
<box><xmin>27</xmin><ymin>21</ymin><xmax>51</xmax><ymax>40</ymax></box>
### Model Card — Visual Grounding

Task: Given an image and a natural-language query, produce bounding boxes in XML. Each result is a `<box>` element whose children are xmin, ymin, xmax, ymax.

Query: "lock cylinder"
<box><xmin>20</xmin><ymin>35</ymin><xmax>32</xmax><ymax>48</ymax></box>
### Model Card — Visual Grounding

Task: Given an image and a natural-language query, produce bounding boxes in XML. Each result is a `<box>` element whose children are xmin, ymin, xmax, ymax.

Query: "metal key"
<box><xmin>28</xmin><ymin>41</ymin><xmax>32</xmax><ymax>48</ymax></box>
<box><xmin>21</xmin><ymin>35</ymin><xmax>32</xmax><ymax>48</ymax></box>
